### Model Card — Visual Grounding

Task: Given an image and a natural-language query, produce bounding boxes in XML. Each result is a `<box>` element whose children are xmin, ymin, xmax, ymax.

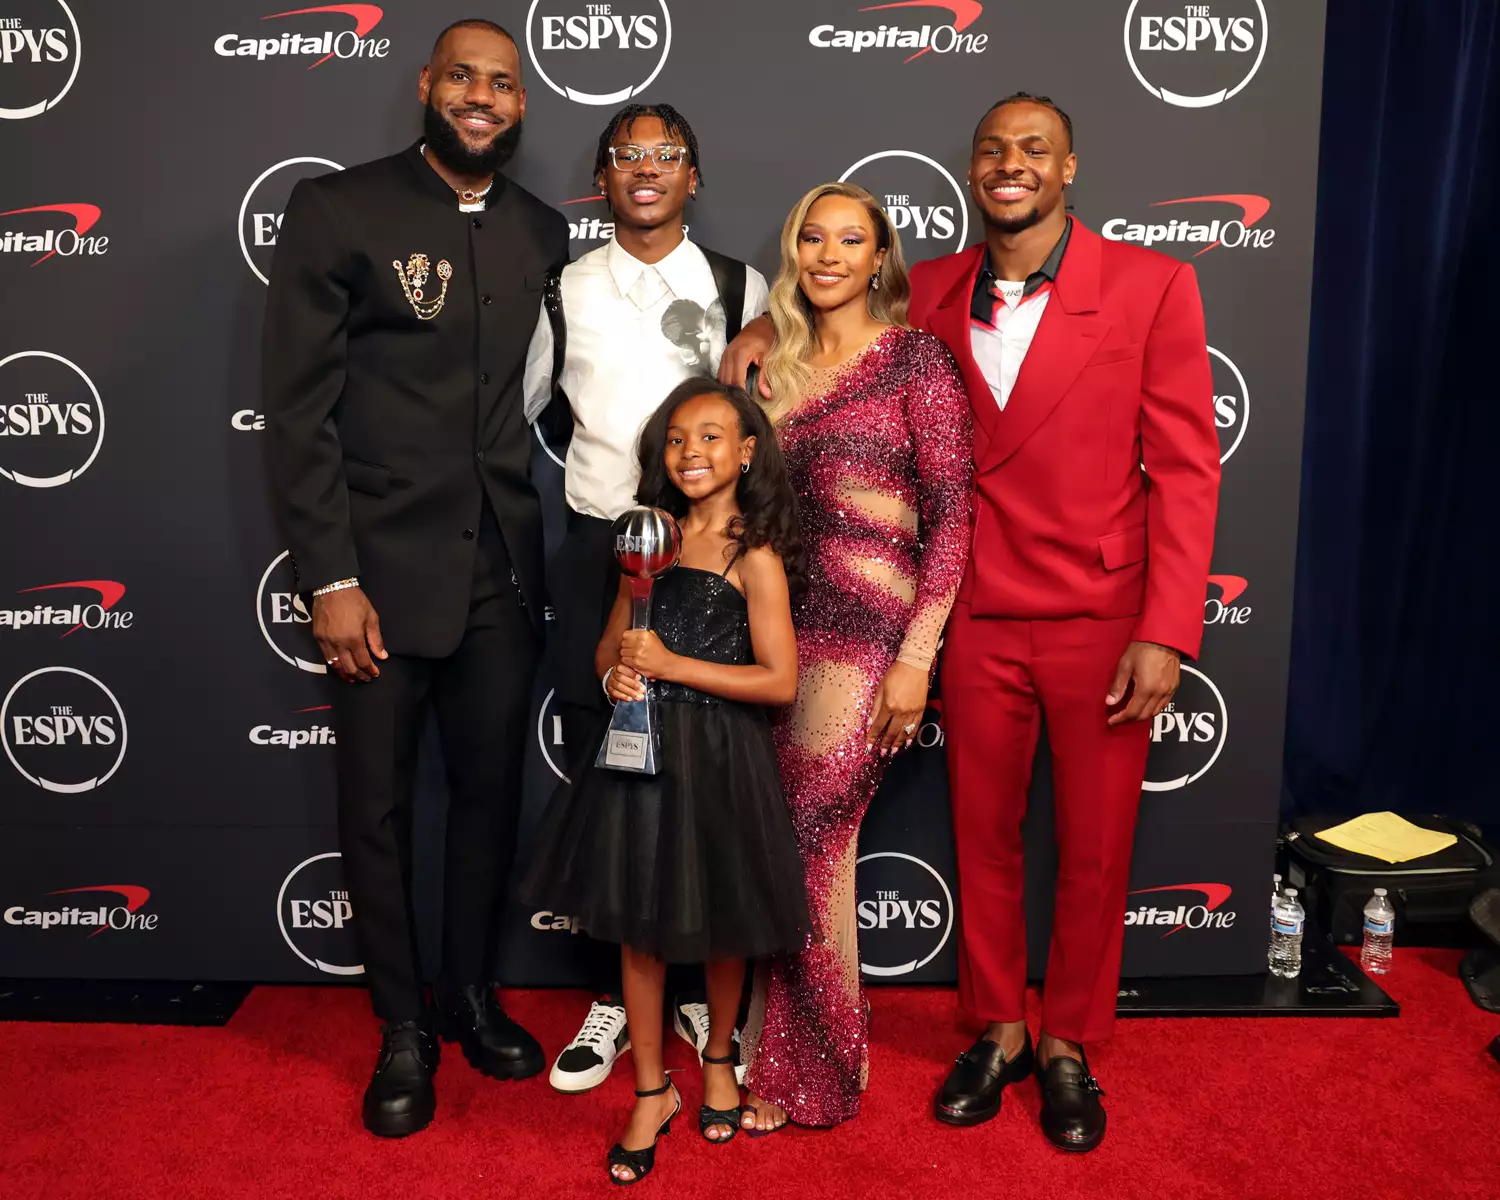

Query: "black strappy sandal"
<box><xmin>698</xmin><ymin>1052</ymin><xmax>741</xmax><ymax>1144</ymax></box>
<box><xmin>607</xmin><ymin>1079</ymin><xmax>680</xmax><ymax>1186</ymax></box>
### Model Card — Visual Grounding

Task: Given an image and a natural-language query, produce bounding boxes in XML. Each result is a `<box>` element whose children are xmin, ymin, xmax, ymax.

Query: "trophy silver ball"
<box><xmin>611</xmin><ymin>506</ymin><xmax>682</xmax><ymax>579</ymax></box>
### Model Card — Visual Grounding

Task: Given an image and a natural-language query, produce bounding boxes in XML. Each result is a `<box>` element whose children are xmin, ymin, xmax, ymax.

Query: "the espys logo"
<box><xmin>1208</xmin><ymin>343</ymin><xmax>1248</xmax><ymax>463</ymax></box>
<box><xmin>1</xmin><ymin>579</ymin><xmax>131</xmax><ymax>636</ymax></box>
<box><xmin>810</xmin><ymin>1</ymin><xmax>987</xmax><ymax>61</ymax></box>
<box><xmin>239</xmin><ymin>156</ymin><xmax>343</xmax><ymax>286</ymax></box>
<box><xmin>525</xmin><ymin>0</ymin><xmax>671</xmax><ymax>106</ymax></box>
<box><xmin>214</xmin><ymin>4</ymin><xmax>389</xmax><ymax>68</ymax></box>
<box><xmin>537</xmin><ymin>687</ymin><xmax>570</xmax><ymax>782</ymax></box>
<box><xmin>0</xmin><ymin>1</ymin><xmax>81</xmax><ymax>120</ymax></box>
<box><xmin>1124</xmin><ymin>1</ymin><xmax>1267</xmax><ymax>108</ymax></box>
<box><xmin>1101</xmin><ymin>195</ymin><xmax>1274</xmax><ymax>258</ymax></box>
<box><xmin>0</xmin><ymin>350</ymin><xmax>103</xmax><ymax>489</ymax></box>
<box><xmin>250</xmin><ymin>705</ymin><xmax>336</xmax><ymax>750</ymax></box>
<box><xmin>855</xmin><ymin>851</ymin><xmax>954</xmax><ymax>977</ymax></box>
<box><xmin>839</xmin><ymin>151</ymin><xmax>968</xmax><ymax>260</ymax></box>
<box><xmin>256</xmin><ymin>550</ymin><xmax>327</xmax><ymax>674</ymax></box>
<box><xmin>1124</xmin><ymin>882</ymin><xmax>1235</xmax><ymax>936</ymax></box>
<box><xmin>1205</xmin><ymin>574</ymin><xmax>1251</xmax><ymax>626</ymax></box>
<box><xmin>1142</xmin><ymin>663</ymin><xmax>1225</xmax><ymax>792</ymax></box>
<box><xmin>277</xmin><ymin>852</ymin><xmax>362</xmax><ymax>975</ymax></box>
<box><xmin>2</xmin><ymin>666</ymin><xmax>126</xmax><ymax>794</ymax></box>
<box><xmin>4</xmin><ymin>884</ymin><xmax>157</xmax><ymax>935</ymax></box>
<box><xmin>0</xmin><ymin>203</ymin><xmax>106</xmax><ymax>264</ymax></box>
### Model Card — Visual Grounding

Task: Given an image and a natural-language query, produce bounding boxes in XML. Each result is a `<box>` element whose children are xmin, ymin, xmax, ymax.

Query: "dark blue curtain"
<box><xmin>1285</xmin><ymin>0</ymin><xmax>1500</xmax><ymax>821</ymax></box>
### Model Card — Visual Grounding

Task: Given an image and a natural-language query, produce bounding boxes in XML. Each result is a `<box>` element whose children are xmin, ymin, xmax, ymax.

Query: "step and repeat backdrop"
<box><xmin>1</xmin><ymin>0</ymin><xmax>1324</xmax><ymax>987</ymax></box>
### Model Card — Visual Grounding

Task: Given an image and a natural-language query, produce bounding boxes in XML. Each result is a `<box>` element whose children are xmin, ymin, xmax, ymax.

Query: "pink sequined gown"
<box><xmin>742</xmin><ymin>325</ymin><xmax>973</xmax><ymax>1126</ymax></box>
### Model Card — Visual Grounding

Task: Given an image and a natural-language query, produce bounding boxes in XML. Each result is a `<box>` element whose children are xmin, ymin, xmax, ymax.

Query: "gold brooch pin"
<box><xmin>393</xmin><ymin>252</ymin><xmax>453</xmax><ymax>320</ymax></box>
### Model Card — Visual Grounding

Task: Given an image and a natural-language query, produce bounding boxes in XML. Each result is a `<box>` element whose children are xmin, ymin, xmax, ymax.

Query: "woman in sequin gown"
<box><xmin>740</xmin><ymin>183</ymin><xmax>973</xmax><ymax>1129</ymax></box>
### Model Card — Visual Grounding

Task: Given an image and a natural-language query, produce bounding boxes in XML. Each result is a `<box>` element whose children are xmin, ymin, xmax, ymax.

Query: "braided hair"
<box><xmin>972</xmin><ymin>91</ymin><xmax>1074</xmax><ymax>151</ymax></box>
<box><xmin>593</xmin><ymin>103</ymin><xmax>704</xmax><ymax>186</ymax></box>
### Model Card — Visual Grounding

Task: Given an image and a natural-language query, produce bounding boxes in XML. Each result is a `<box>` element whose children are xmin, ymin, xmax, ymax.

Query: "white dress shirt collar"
<box><xmin>606</xmin><ymin>234</ymin><xmax>700</xmax><ymax>302</ymax></box>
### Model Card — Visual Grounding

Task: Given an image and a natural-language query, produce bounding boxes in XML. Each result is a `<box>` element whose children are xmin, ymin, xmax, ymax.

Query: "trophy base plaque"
<box><xmin>596</xmin><ymin>694</ymin><xmax>662</xmax><ymax>775</ymax></box>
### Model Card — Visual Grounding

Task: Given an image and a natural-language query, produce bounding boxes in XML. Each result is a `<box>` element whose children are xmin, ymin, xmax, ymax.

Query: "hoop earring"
<box><xmin>740</xmin><ymin>462</ymin><xmax>750</xmax><ymax>474</ymax></box>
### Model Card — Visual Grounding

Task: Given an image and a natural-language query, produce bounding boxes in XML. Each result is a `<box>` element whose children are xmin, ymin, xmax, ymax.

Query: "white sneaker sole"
<box><xmin>548</xmin><ymin>1038</ymin><xmax>630</xmax><ymax>1094</ymax></box>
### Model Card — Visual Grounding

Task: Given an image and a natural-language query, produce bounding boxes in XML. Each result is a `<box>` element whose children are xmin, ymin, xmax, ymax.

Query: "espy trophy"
<box><xmin>596</xmin><ymin>506</ymin><xmax>682</xmax><ymax>775</ymax></box>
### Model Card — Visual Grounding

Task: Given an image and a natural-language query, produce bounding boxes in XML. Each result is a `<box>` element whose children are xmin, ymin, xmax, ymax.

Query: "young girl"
<box><xmin>519</xmin><ymin>378</ymin><xmax>811</xmax><ymax>1186</ymax></box>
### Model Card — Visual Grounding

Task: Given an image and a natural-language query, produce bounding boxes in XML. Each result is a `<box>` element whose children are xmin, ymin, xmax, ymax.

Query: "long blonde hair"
<box><xmin>761</xmin><ymin>182</ymin><xmax>911</xmax><ymax>421</ymax></box>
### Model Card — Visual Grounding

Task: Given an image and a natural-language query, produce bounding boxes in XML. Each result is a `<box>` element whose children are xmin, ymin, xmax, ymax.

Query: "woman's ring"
<box><xmin>902</xmin><ymin>722</ymin><xmax>916</xmax><ymax>735</ymax></box>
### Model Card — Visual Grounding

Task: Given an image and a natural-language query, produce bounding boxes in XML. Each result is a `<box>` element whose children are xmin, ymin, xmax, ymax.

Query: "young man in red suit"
<box><xmin>721</xmin><ymin>92</ymin><xmax>1219</xmax><ymax>1151</ymax></box>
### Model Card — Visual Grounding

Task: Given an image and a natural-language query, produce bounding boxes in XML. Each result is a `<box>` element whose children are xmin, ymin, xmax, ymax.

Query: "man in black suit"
<box><xmin>263</xmin><ymin>18</ymin><xmax>568</xmax><ymax>1138</ymax></box>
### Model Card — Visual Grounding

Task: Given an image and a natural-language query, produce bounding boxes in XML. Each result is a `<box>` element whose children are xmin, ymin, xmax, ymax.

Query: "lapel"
<box><xmin>977</xmin><ymin>216</ymin><xmax>1109</xmax><ymax>475</ymax></box>
<box><xmin>927</xmin><ymin>245</ymin><xmax>997</xmax><ymax>454</ymax></box>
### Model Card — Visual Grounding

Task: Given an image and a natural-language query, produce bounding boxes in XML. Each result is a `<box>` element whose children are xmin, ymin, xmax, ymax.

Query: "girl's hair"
<box><xmin>635</xmin><ymin>377</ymin><xmax>806</xmax><ymax>598</ymax></box>
<box><xmin>762</xmin><ymin>181</ymin><xmax>911</xmax><ymax>420</ymax></box>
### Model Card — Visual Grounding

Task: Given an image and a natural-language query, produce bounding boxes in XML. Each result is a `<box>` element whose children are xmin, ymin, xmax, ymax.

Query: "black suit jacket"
<box><xmin>263</xmin><ymin>143</ymin><xmax>569</xmax><ymax>655</ymax></box>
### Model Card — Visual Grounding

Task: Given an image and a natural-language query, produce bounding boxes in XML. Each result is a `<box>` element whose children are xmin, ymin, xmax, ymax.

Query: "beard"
<box><xmin>984</xmin><ymin>204</ymin><xmax>1042</xmax><ymax>234</ymax></box>
<box><xmin>423</xmin><ymin>98</ymin><xmax>522</xmax><ymax>177</ymax></box>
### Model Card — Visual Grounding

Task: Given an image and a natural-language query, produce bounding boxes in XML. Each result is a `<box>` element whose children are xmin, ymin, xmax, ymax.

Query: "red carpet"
<box><xmin>2</xmin><ymin>949</ymin><xmax>1498</xmax><ymax>1200</ymax></box>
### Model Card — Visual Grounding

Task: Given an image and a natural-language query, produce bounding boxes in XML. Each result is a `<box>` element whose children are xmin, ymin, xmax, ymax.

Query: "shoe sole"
<box><xmin>549</xmin><ymin>1039</ymin><xmax>632</xmax><ymax>1094</ymax></box>
<box><xmin>363</xmin><ymin>1099</ymin><xmax>436</xmax><ymax>1139</ymax></box>
<box><xmin>933</xmin><ymin>1098</ymin><xmax>1001</xmax><ymax>1128</ymax></box>
<box><xmin>459</xmin><ymin>1042</ymin><xmax>545</xmax><ymax>1081</ymax></box>
<box><xmin>1044</xmin><ymin>1112</ymin><xmax>1107</xmax><ymax>1153</ymax></box>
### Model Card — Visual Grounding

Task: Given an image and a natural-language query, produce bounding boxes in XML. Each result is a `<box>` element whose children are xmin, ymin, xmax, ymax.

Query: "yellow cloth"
<box><xmin>1313</xmin><ymin>812</ymin><xmax>1458</xmax><ymax>864</ymax></box>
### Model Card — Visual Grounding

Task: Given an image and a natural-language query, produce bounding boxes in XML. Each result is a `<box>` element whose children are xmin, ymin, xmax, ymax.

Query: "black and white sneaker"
<box><xmin>549</xmin><ymin>997</ymin><xmax>629</xmax><ymax>1094</ymax></box>
<box><xmin>673</xmin><ymin>1000</ymin><xmax>746</xmax><ymax>1085</ymax></box>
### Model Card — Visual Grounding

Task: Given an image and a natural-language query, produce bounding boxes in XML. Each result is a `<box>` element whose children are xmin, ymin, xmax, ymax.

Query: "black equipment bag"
<box><xmin>1281</xmin><ymin>814</ymin><xmax>1500</xmax><ymax>946</ymax></box>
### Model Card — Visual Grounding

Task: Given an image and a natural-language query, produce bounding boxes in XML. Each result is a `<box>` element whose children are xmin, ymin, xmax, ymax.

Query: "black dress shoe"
<box><xmin>1037</xmin><ymin>1050</ymin><xmax>1107</xmax><ymax>1152</ymax></box>
<box><xmin>363</xmin><ymin>1019</ymin><xmax>439</xmax><ymax>1138</ymax></box>
<box><xmin>437</xmin><ymin>983</ymin><xmax>545</xmax><ymax>1080</ymax></box>
<box><xmin>933</xmin><ymin>1032</ymin><xmax>1035</xmax><ymax>1127</ymax></box>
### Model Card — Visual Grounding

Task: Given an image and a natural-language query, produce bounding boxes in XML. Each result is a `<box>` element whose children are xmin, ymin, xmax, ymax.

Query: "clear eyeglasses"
<box><xmin>607</xmin><ymin>144</ymin><xmax>690</xmax><ymax>173</ymax></box>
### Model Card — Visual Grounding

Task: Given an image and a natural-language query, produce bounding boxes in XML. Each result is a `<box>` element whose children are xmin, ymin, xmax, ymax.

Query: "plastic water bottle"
<box><xmin>1360</xmin><ymin>888</ymin><xmax>1395</xmax><ymax>975</ymax></box>
<box><xmin>1269</xmin><ymin>887</ymin><xmax>1305</xmax><ymax>978</ymax></box>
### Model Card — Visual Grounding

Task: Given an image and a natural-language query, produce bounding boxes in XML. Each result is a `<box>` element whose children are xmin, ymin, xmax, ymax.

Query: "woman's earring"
<box><xmin>740</xmin><ymin>462</ymin><xmax>750</xmax><ymax>474</ymax></box>
<box><xmin>869</xmin><ymin>272</ymin><xmax>881</xmax><ymax>291</ymax></box>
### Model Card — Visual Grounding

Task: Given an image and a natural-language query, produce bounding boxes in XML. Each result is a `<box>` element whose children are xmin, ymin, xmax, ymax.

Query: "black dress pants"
<box><xmin>332</xmin><ymin>507</ymin><xmax>537</xmax><ymax>1023</ymax></box>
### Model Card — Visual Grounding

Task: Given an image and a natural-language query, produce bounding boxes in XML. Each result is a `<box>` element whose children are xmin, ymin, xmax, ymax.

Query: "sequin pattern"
<box><xmin>742</xmin><ymin>326</ymin><xmax>973</xmax><ymax>1126</ymax></box>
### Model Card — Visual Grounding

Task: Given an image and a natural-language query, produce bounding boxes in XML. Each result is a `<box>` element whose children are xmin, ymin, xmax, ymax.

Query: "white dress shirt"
<box><xmin>968</xmin><ymin>221</ymin><xmax>1071</xmax><ymax>411</ymax></box>
<box><xmin>523</xmin><ymin>236</ymin><xmax>769</xmax><ymax>521</ymax></box>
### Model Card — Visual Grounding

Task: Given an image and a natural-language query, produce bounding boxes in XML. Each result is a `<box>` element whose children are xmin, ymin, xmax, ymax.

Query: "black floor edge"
<box><xmin>0</xmin><ymin>979</ymin><xmax>253</xmax><ymax>1026</ymax></box>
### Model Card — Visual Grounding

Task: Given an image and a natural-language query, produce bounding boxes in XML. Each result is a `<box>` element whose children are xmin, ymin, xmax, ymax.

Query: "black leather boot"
<box><xmin>933</xmin><ymin>1031</ymin><xmax>1035</xmax><ymax>1126</ymax></box>
<box><xmin>1037</xmin><ymin>1049</ymin><xmax>1107</xmax><ymax>1152</ymax></box>
<box><xmin>437</xmin><ymin>984</ymin><xmax>544</xmax><ymax>1080</ymax></box>
<box><xmin>363</xmin><ymin>1019</ymin><xmax>439</xmax><ymax>1138</ymax></box>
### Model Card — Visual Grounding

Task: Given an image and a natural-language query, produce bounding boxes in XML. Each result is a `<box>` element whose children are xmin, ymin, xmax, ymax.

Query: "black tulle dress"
<box><xmin>519</xmin><ymin>564</ymin><xmax>812</xmax><ymax>963</ymax></box>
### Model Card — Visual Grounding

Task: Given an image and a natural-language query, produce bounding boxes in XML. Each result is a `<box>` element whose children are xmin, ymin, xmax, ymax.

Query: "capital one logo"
<box><xmin>839</xmin><ymin>151</ymin><xmax>968</xmax><ymax>261</ymax></box>
<box><xmin>0</xmin><ymin>203</ymin><xmax>106</xmax><ymax>265</ymax></box>
<box><xmin>1101</xmin><ymin>195</ymin><xmax>1275</xmax><ymax>258</ymax></box>
<box><xmin>4</xmin><ymin>884</ymin><xmax>157</xmax><ymax>934</ymax></box>
<box><xmin>1</xmin><ymin>579</ymin><xmax>131</xmax><ymax>636</ymax></box>
<box><xmin>2</xmin><ymin>666</ymin><xmax>126</xmax><ymax>794</ymax></box>
<box><xmin>0</xmin><ymin>351</ymin><xmax>103</xmax><ymax>489</ymax></box>
<box><xmin>1124</xmin><ymin>1</ymin><xmax>1268</xmax><ymax>108</ymax></box>
<box><xmin>0</xmin><ymin>0</ymin><xmax>80</xmax><ymax>119</ymax></box>
<box><xmin>250</xmin><ymin>705</ymin><xmax>336</xmax><ymax>749</ymax></box>
<box><xmin>239</xmin><ymin>156</ymin><xmax>343</xmax><ymax>285</ymax></box>
<box><xmin>1124</xmin><ymin>882</ymin><xmax>1235</xmax><ymax>936</ymax></box>
<box><xmin>214</xmin><ymin>4</ymin><xmax>390</xmax><ymax>68</ymax></box>
<box><xmin>256</xmin><ymin>550</ymin><xmax>327</xmax><ymax>674</ymax></box>
<box><xmin>856</xmin><ymin>851</ymin><xmax>954</xmax><ymax>977</ymax></box>
<box><xmin>277</xmin><ymin>852</ymin><xmax>362</xmax><ymax>975</ymax></box>
<box><xmin>1208</xmin><ymin>344</ymin><xmax>1248</xmax><ymax>463</ymax></box>
<box><xmin>525</xmin><ymin>0</ymin><xmax>671</xmax><ymax>106</ymax></box>
<box><xmin>1142</xmin><ymin>663</ymin><xmax>1226</xmax><ymax>792</ymax></box>
<box><xmin>810</xmin><ymin>2</ymin><xmax>988</xmax><ymax>62</ymax></box>
<box><xmin>1205</xmin><ymin>575</ymin><xmax>1251</xmax><ymax>626</ymax></box>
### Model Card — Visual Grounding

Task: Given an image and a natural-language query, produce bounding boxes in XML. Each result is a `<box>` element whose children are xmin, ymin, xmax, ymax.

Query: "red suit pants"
<box><xmin>942</xmin><ymin>605</ymin><xmax>1150</xmax><ymax>1043</ymax></box>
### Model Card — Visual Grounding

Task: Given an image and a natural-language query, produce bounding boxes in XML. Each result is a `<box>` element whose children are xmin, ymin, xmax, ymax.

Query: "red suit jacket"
<box><xmin>909</xmin><ymin>217</ymin><xmax>1220</xmax><ymax>659</ymax></box>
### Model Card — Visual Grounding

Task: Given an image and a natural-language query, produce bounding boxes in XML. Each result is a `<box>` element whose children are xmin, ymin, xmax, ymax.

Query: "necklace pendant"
<box><xmin>461</xmin><ymin>189</ymin><xmax>479</xmax><ymax>203</ymax></box>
